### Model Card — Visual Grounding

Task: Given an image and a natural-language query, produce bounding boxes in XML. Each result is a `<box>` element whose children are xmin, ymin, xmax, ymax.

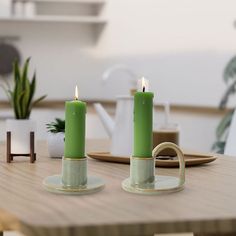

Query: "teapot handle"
<box><xmin>152</xmin><ymin>142</ymin><xmax>185</xmax><ymax>186</ymax></box>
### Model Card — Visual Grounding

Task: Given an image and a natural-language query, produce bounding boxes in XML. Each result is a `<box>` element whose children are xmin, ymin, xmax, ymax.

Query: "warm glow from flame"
<box><xmin>75</xmin><ymin>85</ymin><xmax>79</xmax><ymax>100</ymax></box>
<box><xmin>141</xmin><ymin>77</ymin><xmax>146</xmax><ymax>92</ymax></box>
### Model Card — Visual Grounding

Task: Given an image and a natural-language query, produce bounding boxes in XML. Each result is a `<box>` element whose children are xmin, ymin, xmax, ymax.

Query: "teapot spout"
<box><xmin>94</xmin><ymin>103</ymin><xmax>114</xmax><ymax>138</ymax></box>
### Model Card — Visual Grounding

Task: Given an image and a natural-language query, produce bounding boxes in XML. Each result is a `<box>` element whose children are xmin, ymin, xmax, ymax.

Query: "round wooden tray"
<box><xmin>87</xmin><ymin>152</ymin><xmax>217</xmax><ymax>167</ymax></box>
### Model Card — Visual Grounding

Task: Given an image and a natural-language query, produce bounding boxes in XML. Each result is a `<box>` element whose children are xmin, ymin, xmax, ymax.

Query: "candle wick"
<box><xmin>142</xmin><ymin>86</ymin><xmax>145</xmax><ymax>92</ymax></box>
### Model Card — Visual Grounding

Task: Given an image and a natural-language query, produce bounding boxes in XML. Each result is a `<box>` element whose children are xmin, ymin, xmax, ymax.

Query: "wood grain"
<box><xmin>0</xmin><ymin>209</ymin><xmax>19</xmax><ymax>232</ymax></box>
<box><xmin>0</xmin><ymin>140</ymin><xmax>236</xmax><ymax>236</ymax></box>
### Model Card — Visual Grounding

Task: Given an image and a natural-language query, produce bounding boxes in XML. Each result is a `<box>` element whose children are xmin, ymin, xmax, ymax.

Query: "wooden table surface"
<box><xmin>0</xmin><ymin>140</ymin><xmax>236</xmax><ymax>236</ymax></box>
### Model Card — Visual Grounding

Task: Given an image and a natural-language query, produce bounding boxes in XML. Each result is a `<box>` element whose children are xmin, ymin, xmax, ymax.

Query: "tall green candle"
<box><xmin>133</xmin><ymin>78</ymin><xmax>154</xmax><ymax>157</ymax></box>
<box><xmin>64</xmin><ymin>86</ymin><xmax>86</xmax><ymax>158</ymax></box>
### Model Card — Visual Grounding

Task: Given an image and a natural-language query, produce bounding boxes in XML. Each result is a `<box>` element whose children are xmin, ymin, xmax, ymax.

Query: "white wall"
<box><xmin>93</xmin><ymin>0</ymin><xmax>236</xmax><ymax>107</ymax></box>
<box><xmin>0</xmin><ymin>0</ymin><xmax>236</xmax><ymax>107</ymax></box>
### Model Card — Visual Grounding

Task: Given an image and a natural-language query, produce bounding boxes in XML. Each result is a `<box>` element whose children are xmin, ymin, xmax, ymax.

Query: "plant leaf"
<box><xmin>46</xmin><ymin>118</ymin><xmax>65</xmax><ymax>133</ymax></box>
<box><xmin>223</xmin><ymin>56</ymin><xmax>236</xmax><ymax>83</ymax></box>
<box><xmin>16</xmin><ymin>91</ymin><xmax>25</xmax><ymax>119</ymax></box>
<box><xmin>216</xmin><ymin>111</ymin><xmax>234</xmax><ymax>140</ymax></box>
<box><xmin>22</xmin><ymin>79</ymin><xmax>31</xmax><ymax>118</ymax></box>
<box><xmin>32</xmin><ymin>95</ymin><xmax>47</xmax><ymax>106</ymax></box>
<box><xmin>211</xmin><ymin>141</ymin><xmax>225</xmax><ymax>154</ymax></box>
<box><xmin>27</xmin><ymin>95</ymin><xmax>46</xmax><ymax>117</ymax></box>
<box><xmin>13</xmin><ymin>81</ymin><xmax>20</xmax><ymax>118</ymax></box>
<box><xmin>219</xmin><ymin>80</ymin><xmax>236</xmax><ymax>108</ymax></box>
<box><xmin>21</xmin><ymin>57</ymin><xmax>30</xmax><ymax>90</ymax></box>
<box><xmin>0</xmin><ymin>83</ymin><xmax>11</xmax><ymax>100</ymax></box>
<box><xmin>28</xmin><ymin>71</ymin><xmax>36</xmax><ymax>106</ymax></box>
<box><xmin>1</xmin><ymin>57</ymin><xmax>47</xmax><ymax>119</ymax></box>
<box><xmin>13</xmin><ymin>60</ymin><xmax>21</xmax><ymax>85</ymax></box>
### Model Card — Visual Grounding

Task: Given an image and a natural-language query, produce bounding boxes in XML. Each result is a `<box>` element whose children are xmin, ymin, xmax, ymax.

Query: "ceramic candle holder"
<box><xmin>122</xmin><ymin>142</ymin><xmax>185</xmax><ymax>195</ymax></box>
<box><xmin>130</xmin><ymin>157</ymin><xmax>155</xmax><ymax>187</ymax></box>
<box><xmin>62</xmin><ymin>157</ymin><xmax>87</xmax><ymax>187</ymax></box>
<box><xmin>43</xmin><ymin>157</ymin><xmax>105</xmax><ymax>195</ymax></box>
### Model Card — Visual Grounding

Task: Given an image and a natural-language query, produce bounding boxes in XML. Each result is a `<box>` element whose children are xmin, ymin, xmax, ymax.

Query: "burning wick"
<box><xmin>141</xmin><ymin>77</ymin><xmax>146</xmax><ymax>92</ymax></box>
<box><xmin>75</xmin><ymin>85</ymin><xmax>79</xmax><ymax>100</ymax></box>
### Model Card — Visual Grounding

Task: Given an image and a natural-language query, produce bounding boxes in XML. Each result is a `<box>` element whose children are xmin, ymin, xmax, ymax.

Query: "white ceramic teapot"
<box><xmin>94</xmin><ymin>64</ymin><xmax>138</xmax><ymax>157</ymax></box>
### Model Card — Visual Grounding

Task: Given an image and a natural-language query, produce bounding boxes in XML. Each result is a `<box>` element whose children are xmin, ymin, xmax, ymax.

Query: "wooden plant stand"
<box><xmin>6</xmin><ymin>131</ymin><xmax>36</xmax><ymax>163</ymax></box>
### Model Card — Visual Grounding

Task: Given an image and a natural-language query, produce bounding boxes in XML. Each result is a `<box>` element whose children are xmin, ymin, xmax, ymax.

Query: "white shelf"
<box><xmin>0</xmin><ymin>16</ymin><xmax>107</xmax><ymax>24</ymax></box>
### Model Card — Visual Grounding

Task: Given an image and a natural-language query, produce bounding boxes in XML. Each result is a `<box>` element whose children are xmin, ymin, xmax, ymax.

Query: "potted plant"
<box><xmin>4</xmin><ymin>58</ymin><xmax>46</xmax><ymax>154</ymax></box>
<box><xmin>46</xmin><ymin>118</ymin><xmax>65</xmax><ymax>158</ymax></box>
<box><xmin>212</xmin><ymin>56</ymin><xmax>236</xmax><ymax>153</ymax></box>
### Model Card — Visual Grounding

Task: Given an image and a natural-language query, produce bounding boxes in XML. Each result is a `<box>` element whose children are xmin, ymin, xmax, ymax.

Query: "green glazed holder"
<box><xmin>43</xmin><ymin>157</ymin><xmax>105</xmax><ymax>195</ymax></box>
<box><xmin>122</xmin><ymin>142</ymin><xmax>185</xmax><ymax>195</ymax></box>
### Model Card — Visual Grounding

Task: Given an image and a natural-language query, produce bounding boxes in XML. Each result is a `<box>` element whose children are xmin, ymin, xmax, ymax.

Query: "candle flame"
<box><xmin>75</xmin><ymin>85</ymin><xmax>79</xmax><ymax>100</ymax></box>
<box><xmin>141</xmin><ymin>77</ymin><xmax>146</xmax><ymax>92</ymax></box>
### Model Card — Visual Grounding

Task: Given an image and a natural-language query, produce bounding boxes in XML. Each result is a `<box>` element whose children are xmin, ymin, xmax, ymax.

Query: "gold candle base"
<box><xmin>122</xmin><ymin>142</ymin><xmax>185</xmax><ymax>195</ymax></box>
<box><xmin>43</xmin><ymin>157</ymin><xmax>105</xmax><ymax>195</ymax></box>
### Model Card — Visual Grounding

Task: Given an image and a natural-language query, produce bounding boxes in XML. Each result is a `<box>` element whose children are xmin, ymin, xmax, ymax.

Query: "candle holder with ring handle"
<box><xmin>122</xmin><ymin>142</ymin><xmax>185</xmax><ymax>195</ymax></box>
<box><xmin>43</xmin><ymin>156</ymin><xmax>105</xmax><ymax>195</ymax></box>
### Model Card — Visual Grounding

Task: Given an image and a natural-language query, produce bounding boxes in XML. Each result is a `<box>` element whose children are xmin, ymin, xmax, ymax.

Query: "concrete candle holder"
<box><xmin>43</xmin><ymin>157</ymin><xmax>105</xmax><ymax>195</ymax></box>
<box><xmin>122</xmin><ymin>142</ymin><xmax>185</xmax><ymax>195</ymax></box>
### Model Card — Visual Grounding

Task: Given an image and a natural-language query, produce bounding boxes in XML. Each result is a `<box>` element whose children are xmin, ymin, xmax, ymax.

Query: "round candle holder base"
<box><xmin>122</xmin><ymin>175</ymin><xmax>184</xmax><ymax>195</ymax></box>
<box><xmin>43</xmin><ymin>157</ymin><xmax>105</xmax><ymax>195</ymax></box>
<box><xmin>43</xmin><ymin>175</ymin><xmax>105</xmax><ymax>195</ymax></box>
<box><xmin>122</xmin><ymin>142</ymin><xmax>185</xmax><ymax>195</ymax></box>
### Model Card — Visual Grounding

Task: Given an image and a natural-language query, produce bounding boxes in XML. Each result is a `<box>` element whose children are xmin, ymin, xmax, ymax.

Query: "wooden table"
<box><xmin>0</xmin><ymin>140</ymin><xmax>236</xmax><ymax>236</ymax></box>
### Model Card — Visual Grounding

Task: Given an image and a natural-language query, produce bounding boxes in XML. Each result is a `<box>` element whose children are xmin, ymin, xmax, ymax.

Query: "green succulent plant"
<box><xmin>212</xmin><ymin>56</ymin><xmax>236</xmax><ymax>153</ymax></box>
<box><xmin>46</xmin><ymin>118</ymin><xmax>65</xmax><ymax>133</ymax></box>
<box><xmin>6</xmin><ymin>58</ymin><xmax>47</xmax><ymax>119</ymax></box>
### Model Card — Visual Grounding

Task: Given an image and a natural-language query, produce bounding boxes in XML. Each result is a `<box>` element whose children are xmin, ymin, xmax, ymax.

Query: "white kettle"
<box><xmin>94</xmin><ymin>65</ymin><xmax>138</xmax><ymax>157</ymax></box>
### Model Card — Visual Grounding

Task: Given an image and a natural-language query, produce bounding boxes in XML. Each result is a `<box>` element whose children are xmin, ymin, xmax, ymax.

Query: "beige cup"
<box><xmin>153</xmin><ymin>124</ymin><xmax>179</xmax><ymax>156</ymax></box>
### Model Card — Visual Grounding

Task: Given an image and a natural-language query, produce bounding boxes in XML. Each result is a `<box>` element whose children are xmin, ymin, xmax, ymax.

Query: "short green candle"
<box><xmin>64</xmin><ymin>88</ymin><xmax>86</xmax><ymax>158</ymax></box>
<box><xmin>133</xmin><ymin>87</ymin><xmax>154</xmax><ymax>157</ymax></box>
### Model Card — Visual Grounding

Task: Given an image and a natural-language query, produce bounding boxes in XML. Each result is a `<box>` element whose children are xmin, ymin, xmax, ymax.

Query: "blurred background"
<box><xmin>0</xmin><ymin>0</ymin><xmax>236</xmax><ymax>152</ymax></box>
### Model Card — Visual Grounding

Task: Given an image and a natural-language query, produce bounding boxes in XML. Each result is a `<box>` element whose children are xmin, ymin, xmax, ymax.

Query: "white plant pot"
<box><xmin>47</xmin><ymin>132</ymin><xmax>64</xmax><ymax>158</ymax></box>
<box><xmin>6</xmin><ymin>119</ymin><xmax>36</xmax><ymax>154</ymax></box>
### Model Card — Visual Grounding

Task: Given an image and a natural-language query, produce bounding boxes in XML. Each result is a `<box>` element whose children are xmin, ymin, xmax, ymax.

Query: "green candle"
<box><xmin>133</xmin><ymin>78</ymin><xmax>154</xmax><ymax>157</ymax></box>
<box><xmin>64</xmin><ymin>86</ymin><xmax>86</xmax><ymax>158</ymax></box>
